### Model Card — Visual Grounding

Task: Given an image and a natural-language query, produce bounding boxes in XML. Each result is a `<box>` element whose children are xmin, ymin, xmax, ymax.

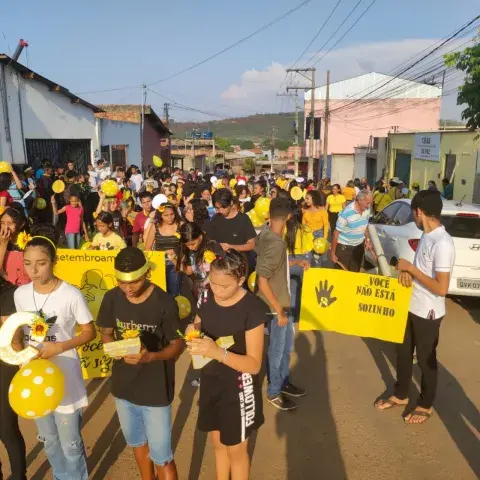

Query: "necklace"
<box><xmin>33</xmin><ymin>278</ymin><xmax>59</xmax><ymax>318</ymax></box>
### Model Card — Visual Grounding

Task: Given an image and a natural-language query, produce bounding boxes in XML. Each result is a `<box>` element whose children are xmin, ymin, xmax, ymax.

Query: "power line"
<box><xmin>147</xmin><ymin>0</ymin><xmax>312</xmax><ymax>87</ymax></box>
<box><xmin>310</xmin><ymin>0</ymin><xmax>378</xmax><ymax>67</ymax></box>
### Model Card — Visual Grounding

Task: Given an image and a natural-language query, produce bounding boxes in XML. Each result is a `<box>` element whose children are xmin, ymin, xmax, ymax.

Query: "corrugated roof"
<box><xmin>305</xmin><ymin>72</ymin><xmax>442</xmax><ymax>101</ymax></box>
<box><xmin>0</xmin><ymin>54</ymin><xmax>103</xmax><ymax>112</ymax></box>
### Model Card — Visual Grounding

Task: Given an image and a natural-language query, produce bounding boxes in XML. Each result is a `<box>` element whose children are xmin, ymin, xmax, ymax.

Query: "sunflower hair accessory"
<box><xmin>15</xmin><ymin>231</ymin><xmax>32</xmax><ymax>250</ymax></box>
<box><xmin>203</xmin><ymin>250</ymin><xmax>216</xmax><ymax>264</ymax></box>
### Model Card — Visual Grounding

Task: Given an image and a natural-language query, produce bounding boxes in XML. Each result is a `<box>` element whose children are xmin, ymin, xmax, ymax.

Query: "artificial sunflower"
<box><xmin>158</xmin><ymin>206</ymin><xmax>166</xmax><ymax>213</ymax></box>
<box><xmin>177</xmin><ymin>329</ymin><xmax>203</xmax><ymax>342</ymax></box>
<box><xmin>31</xmin><ymin>316</ymin><xmax>49</xmax><ymax>342</ymax></box>
<box><xmin>203</xmin><ymin>250</ymin><xmax>216</xmax><ymax>264</ymax></box>
<box><xmin>174</xmin><ymin>232</ymin><xmax>181</xmax><ymax>239</ymax></box>
<box><xmin>122</xmin><ymin>328</ymin><xmax>141</xmax><ymax>340</ymax></box>
<box><xmin>16</xmin><ymin>231</ymin><xmax>32</xmax><ymax>250</ymax></box>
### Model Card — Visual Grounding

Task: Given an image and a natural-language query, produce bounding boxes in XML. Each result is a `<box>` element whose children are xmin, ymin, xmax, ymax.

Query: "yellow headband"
<box><xmin>114</xmin><ymin>262</ymin><xmax>151</xmax><ymax>282</ymax></box>
<box><xmin>29</xmin><ymin>236</ymin><xmax>57</xmax><ymax>251</ymax></box>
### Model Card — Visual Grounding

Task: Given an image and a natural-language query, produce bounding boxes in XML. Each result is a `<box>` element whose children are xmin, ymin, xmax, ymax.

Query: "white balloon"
<box><xmin>210</xmin><ymin>176</ymin><xmax>218</xmax><ymax>185</ymax></box>
<box><xmin>0</xmin><ymin>312</ymin><xmax>42</xmax><ymax>365</ymax></box>
<box><xmin>152</xmin><ymin>194</ymin><xmax>168</xmax><ymax>209</ymax></box>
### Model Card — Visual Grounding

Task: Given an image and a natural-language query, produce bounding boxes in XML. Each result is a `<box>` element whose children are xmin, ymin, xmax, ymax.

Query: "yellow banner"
<box><xmin>299</xmin><ymin>268</ymin><xmax>411</xmax><ymax>343</ymax></box>
<box><xmin>54</xmin><ymin>250</ymin><xmax>166</xmax><ymax>379</ymax></box>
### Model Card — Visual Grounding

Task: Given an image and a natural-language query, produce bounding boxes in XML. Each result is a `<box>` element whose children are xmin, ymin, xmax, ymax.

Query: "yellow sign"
<box><xmin>299</xmin><ymin>269</ymin><xmax>411</xmax><ymax>343</ymax></box>
<box><xmin>54</xmin><ymin>250</ymin><xmax>166</xmax><ymax>379</ymax></box>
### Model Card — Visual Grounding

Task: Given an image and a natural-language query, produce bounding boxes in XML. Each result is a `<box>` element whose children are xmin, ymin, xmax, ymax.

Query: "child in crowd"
<box><xmin>51</xmin><ymin>194</ymin><xmax>89</xmax><ymax>249</ymax></box>
<box><xmin>90</xmin><ymin>212</ymin><xmax>126</xmax><ymax>250</ymax></box>
<box><xmin>186</xmin><ymin>250</ymin><xmax>267</xmax><ymax>480</ymax></box>
<box><xmin>98</xmin><ymin>247</ymin><xmax>183</xmax><ymax>480</ymax></box>
<box><xmin>15</xmin><ymin>225</ymin><xmax>96</xmax><ymax>480</ymax></box>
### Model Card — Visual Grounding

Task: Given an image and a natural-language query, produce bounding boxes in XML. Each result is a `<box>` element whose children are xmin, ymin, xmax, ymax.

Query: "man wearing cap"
<box><xmin>389</xmin><ymin>177</ymin><xmax>403</xmax><ymax>200</ymax></box>
<box><xmin>410</xmin><ymin>182</ymin><xmax>420</xmax><ymax>199</ymax></box>
<box><xmin>22</xmin><ymin>165</ymin><xmax>35</xmax><ymax>191</ymax></box>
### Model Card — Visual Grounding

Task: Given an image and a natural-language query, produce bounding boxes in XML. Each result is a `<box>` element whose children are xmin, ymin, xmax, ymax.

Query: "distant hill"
<box><xmin>170</xmin><ymin>112</ymin><xmax>305</xmax><ymax>144</ymax></box>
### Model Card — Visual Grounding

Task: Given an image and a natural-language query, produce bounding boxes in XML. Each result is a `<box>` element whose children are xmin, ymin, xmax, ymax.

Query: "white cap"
<box><xmin>210</xmin><ymin>176</ymin><xmax>218</xmax><ymax>184</ymax></box>
<box><xmin>295</xmin><ymin>177</ymin><xmax>305</xmax><ymax>183</ymax></box>
<box><xmin>152</xmin><ymin>194</ymin><xmax>168</xmax><ymax>209</ymax></box>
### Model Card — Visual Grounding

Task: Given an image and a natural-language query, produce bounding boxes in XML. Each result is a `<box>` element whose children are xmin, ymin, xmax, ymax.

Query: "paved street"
<box><xmin>2</xmin><ymin>297</ymin><xmax>479</xmax><ymax>480</ymax></box>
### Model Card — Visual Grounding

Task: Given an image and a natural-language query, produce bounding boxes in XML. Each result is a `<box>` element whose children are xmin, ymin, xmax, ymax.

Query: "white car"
<box><xmin>365</xmin><ymin>199</ymin><xmax>480</xmax><ymax>296</ymax></box>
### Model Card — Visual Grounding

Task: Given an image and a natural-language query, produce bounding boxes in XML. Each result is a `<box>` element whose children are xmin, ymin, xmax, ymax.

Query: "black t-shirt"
<box><xmin>96</xmin><ymin>285</ymin><xmax>180</xmax><ymax>407</ymax></box>
<box><xmin>209</xmin><ymin>213</ymin><xmax>256</xmax><ymax>246</ymax></box>
<box><xmin>110</xmin><ymin>211</ymin><xmax>124</xmax><ymax>237</ymax></box>
<box><xmin>198</xmin><ymin>288</ymin><xmax>269</xmax><ymax>380</ymax></box>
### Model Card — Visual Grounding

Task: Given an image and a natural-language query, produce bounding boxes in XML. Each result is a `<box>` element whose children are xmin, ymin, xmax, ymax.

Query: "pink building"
<box><xmin>304</xmin><ymin>72</ymin><xmax>441</xmax><ymax>157</ymax></box>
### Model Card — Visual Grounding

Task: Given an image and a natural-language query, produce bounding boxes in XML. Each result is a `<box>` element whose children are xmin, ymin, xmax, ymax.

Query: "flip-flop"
<box><xmin>375</xmin><ymin>398</ymin><xmax>407</xmax><ymax>411</ymax></box>
<box><xmin>404</xmin><ymin>410</ymin><xmax>432</xmax><ymax>425</ymax></box>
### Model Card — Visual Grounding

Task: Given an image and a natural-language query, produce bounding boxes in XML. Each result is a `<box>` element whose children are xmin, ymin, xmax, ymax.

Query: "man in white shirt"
<box><xmin>375</xmin><ymin>190</ymin><xmax>455</xmax><ymax>424</ymax></box>
<box><xmin>130</xmin><ymin>165</ymin><xmax>144</xmax><ymax>193</ymax></box>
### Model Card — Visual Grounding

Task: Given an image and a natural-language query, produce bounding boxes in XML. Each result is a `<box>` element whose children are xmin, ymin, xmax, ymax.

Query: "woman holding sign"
<box><xmin>98</xmin><ymin>247</ymin><xmax>183</xmax><ymax>480</ymax></box>
<box><xmin>14</xmin><ymin>224</ymin><xmax>96</xmax><ymax>480</ymax></box>
<box><xmin>185</xmin><ymin>250</ymin><xmax>268</xmax><ymax>480</ymax></box>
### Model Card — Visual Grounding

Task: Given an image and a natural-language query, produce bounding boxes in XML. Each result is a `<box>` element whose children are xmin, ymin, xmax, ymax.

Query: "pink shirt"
<box><xmin>65</xmin><ymin>205</ymin><xmax>84</xmax><ymax>234</ymax></box>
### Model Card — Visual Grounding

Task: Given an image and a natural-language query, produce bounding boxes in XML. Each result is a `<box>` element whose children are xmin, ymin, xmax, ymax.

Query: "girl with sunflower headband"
<box><xmin>144</xmin><ymin>204</ymin><xmax>183</xmax><ymax>297</ymax></box>
<box><xmin>13</xmin><ymin>224</ymin><xmax>96</xmax><ymax>480</ymax></box>
<box><xmin>97</xmin><ymin>247</ymin><xmax>183</xmax><ymax>480</ymax></box>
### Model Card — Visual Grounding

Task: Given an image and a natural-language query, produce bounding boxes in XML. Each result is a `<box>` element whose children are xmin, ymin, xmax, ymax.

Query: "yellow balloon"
<box><xmin>247</xmin><ymin>271</ymin><xmax>257</xmax><ymax>292</ymax></box>
<box><xmin>247</xmin><ymin>210</ymin><xmax>265</xmax><ymax>228</ymax></box>
<box><xmin>101</xmin><ymin>180</ymin><xmax>119</xmax><ymax>197</ymax></box>
<box><xmin>175</xmin><ymin>295</ymin><xmax>191</xmax><ymax>319</ymax></box>
<box><xmin>81</xmin><ymin>241</ymin><xmax>91</xmax><ymax>251</ymax></box>
<box><xmin>254</xmin><ymin>197</ymin><xmax>270</xmax><ymax>219</ymax></box>
<box><xmin>0</xmin><ymin>161</ymin><xmax>11</xmax><ymax>174</ymax></box>
<box><xmin>9</xmin><ymin>359</ymin><xmax>65</xmax><ymax>419</ymax></box>
<box><xmin>52</xmin><ymin>180</ymin><xmax>65</xmax><ymax>194</ymax></box>
<box><xmin>35</xmin><ymin>198</ymin><xmax>47</xmax><ymax>210</ymax></box>
<box><xmin>313</xmin><ymin>238</ymin><xmax>329</xmax><ymax>255</ymax></box>
<box><xmin>153</xmin><ymin>155</ymin><xmax>163</xmax><ymax>167</ymax></box>
<box><xmin>290</xmin><ymin>186</ymin><xmax>303</xmax><ymax>201</ymax></box>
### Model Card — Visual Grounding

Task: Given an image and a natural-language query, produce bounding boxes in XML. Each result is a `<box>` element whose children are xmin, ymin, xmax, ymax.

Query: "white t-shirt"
<box><xmin>15</xmin><ymin>281</ymin><xmax>93</xmax><ymax>414</ymax></box>
<box><xmin>409</xmin><ymin>226</ymin><xmax>455</xmax><ymax>319</ymax></box>
<box><xmin>130</xmin><ymin>173</ymin><xmax>144</xmax><ymax>192</ymax></box>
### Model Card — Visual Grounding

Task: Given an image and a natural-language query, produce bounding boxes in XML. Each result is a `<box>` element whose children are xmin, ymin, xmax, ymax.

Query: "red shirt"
<box><xmin>65</xmin><ymin>205</ymin><xmax>84</xmax><ymax>234</ymax></box>
<box><xmin>0</xmin><ymin>190</ymin><xmax>13</xmax><ymax>206</ymax></box>
<box><xmin>132</xmin><ymin>211</ymin><xmax>149</xmax><ymax>234</ymax></box>
<box><xmin>236</xmin><ymin>175</ymin><xmax>247</xmax><ymax>183</ymax></box>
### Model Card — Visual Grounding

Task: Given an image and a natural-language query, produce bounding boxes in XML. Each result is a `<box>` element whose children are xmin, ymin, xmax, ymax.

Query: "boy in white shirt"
<box><xmin>375</xmin><ymin>190</ymin><xmax>455</xmax><ymax>424</ymax></box>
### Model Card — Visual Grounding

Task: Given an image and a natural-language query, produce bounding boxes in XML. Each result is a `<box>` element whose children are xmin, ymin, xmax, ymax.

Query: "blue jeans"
<box><xmin>289</xmin><ymin>253</ymin><xmax>310</xmax><ymax>323</ymax></box>
<box><xmin>267</xmin><ymin>313</ymin><xmax>295</xmax><ymax>398</ymax></box>
<box><xmin>114</xmin><ymin>397</ymin><xmax>174</xmax><ymax>466</ymax></box>
<box><xmin>66</xmin><ymin>233</ymin><xmax>81</xmax><ymax>249</ymax></box>
<box><xmin>166</xmin><ymin>261</ymin><xmax>181</xmax><ymax>297</ymax></box>
<box><xmin>35</xmin><ymin>409</ymin><xmax>87</xmax><ymax>480</ymax></box>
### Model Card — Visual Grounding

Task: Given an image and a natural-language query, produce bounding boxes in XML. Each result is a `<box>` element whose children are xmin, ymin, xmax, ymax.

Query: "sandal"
<box><xmin>375</xmin><ymin>398</ymin><xmax>407</xmax><ymax>411</ymax></box>
<box><xmin>404</xmin><ymin>410</ymin><xmax>432</xmax><ymax>425</ymax></box>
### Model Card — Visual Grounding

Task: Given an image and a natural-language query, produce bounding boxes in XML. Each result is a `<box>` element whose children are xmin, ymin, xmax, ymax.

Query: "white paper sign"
<box><xmin>414</xmin><ymin>133</ymin><xmax>440</xmax><ymax>162</ymax></box>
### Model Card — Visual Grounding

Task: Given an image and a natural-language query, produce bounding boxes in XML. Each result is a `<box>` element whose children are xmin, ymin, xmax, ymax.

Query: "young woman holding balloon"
<box><xmin>13</xmin><ymin>224</ymin><xmax>96</xmax><ymax>480</ymax></box>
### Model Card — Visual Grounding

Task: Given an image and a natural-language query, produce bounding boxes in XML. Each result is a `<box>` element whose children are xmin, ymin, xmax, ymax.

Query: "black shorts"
<box><xmin>198</xmin><ymin>371</ymin><xmax>264</xmax><ymax>446</ymax></box>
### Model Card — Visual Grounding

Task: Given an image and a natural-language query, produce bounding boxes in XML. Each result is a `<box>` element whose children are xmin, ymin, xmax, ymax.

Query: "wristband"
<box><xmin>219</xmin><ymin>347</ymin><xmax>228</xmax><ymax>364</ymax></box>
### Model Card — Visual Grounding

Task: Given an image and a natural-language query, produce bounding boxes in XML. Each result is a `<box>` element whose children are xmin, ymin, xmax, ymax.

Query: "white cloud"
<box><xmin>220</xmin><ymin>38</ymin><xmax>467</xmax><ymax>120</ymax></box>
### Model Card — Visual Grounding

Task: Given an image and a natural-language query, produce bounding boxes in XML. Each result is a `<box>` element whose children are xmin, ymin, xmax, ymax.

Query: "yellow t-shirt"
<box><xmin>374</xmin><ymin>192</ymin><xmax>392</xmax><ymax>212</ymax></box>
<box><xmin>276</xmin><ymin>178</ymin><xmax>288</xmax><ymax>190</ymax></box>
<box><xmin>91</xmin><ymin>232</ymin><xmax>126</xmax><ymax>250</ymax></box>
<box><xmin>326</xmin><ymin>194</ymin><xmax>346</xmax><ymax>213</ymax></box>
<box><xmin>302</xmin><ymin>208</ymin><xmax>329</xmax><ymax>238</ymax></box>
<box><xmin>342</xmin><ymin>187</ymin><xmax>355</xmax><ymax>201</ymax></box>
<box><xmin>285</xmin><ymin>225</ymin><xmax>314</xmax><ymax>255</ymax></box>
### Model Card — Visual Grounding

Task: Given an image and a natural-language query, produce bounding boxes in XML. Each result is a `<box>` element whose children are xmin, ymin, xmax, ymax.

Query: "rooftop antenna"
<box><xmin>12</xmin><ymin>39</ymin><xmax>28</xmax><ymax>61</ymax></box>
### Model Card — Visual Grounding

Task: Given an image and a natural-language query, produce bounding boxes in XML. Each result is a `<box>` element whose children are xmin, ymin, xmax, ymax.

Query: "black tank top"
<box><xmin>153</xmin><ymin>228</ymin><xmax>180</xmax><ymax>252</ymax></box>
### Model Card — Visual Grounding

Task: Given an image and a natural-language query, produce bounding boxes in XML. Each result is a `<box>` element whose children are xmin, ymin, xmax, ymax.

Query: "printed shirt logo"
<box><xmin>115</xmin><ymin>319</ymin><xmax>156</xmax><ymax>339</ymax></box>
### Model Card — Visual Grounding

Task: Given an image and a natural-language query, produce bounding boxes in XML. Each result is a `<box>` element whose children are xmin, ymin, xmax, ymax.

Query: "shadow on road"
<box><xmin>364</xmin><ymin>337</ymin><xmax>480</xmax><ymax>478</ymax></box>
<box><xmin>450</xmin><ymin>296</ymin><xmax>480</xmax><ymax>324</ymax></box>
<box><xmin>276</xmin><ymin>332</ymin><xmax>346</xmax><ymax>480</ymax></box>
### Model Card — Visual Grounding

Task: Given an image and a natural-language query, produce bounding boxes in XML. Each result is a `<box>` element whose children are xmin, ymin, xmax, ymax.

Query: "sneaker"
<box><xmin>267</xmin><ymin>394</ymin><xmax>298</xmax><ymax>411</ymax></box>
<box><xmin>281</xmin><ymin>383</ymin><xmax>306</xmax><ymax>398</ymax></box>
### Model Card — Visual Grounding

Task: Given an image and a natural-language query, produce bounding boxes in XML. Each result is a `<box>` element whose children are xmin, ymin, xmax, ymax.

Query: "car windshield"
<box><xmin>441</xmin><ymin>214</ymin><xmax>480</xmax><ymax>239</ymax></box>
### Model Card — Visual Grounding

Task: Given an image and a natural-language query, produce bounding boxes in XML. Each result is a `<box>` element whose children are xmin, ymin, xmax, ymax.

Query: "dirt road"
<box><xmin>1</xmin><ymin>297</ymin><xmax>479</xmax><ymax>479</ymax></box>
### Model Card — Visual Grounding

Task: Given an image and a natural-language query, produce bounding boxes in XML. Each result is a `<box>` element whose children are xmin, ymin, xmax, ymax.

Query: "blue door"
<box><xmin>394</xmin><ymin>152</ymin><xmax>411</xmax><ymax>185</ymax></box>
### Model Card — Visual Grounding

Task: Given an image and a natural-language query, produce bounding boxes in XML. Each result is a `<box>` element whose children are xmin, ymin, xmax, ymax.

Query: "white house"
<box><xmin>0</xmin><ymin>53</ymin><xmax>102</xmax><ymax>172</ymax></box>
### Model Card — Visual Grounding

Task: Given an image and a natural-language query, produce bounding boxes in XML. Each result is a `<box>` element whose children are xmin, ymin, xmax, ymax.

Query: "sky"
<box><xmin>1</xmin><ymin>0</ymin><xmax>478</xmax><ymax>125</ymax></box>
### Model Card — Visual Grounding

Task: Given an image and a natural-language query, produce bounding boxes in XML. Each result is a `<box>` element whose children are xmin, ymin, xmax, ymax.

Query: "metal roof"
<box><xmin>305</xmin><ymin>72</ymin><xmax>442</xmax><ymax>101</ymax></box>
<box><xmin>0</xmin><ymin>54</ymin><xmax>103</xmax><ymax>113</ymax></box>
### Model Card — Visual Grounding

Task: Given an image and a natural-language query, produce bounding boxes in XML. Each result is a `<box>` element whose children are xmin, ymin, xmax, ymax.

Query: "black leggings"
<box><xmin>0</xmin><ymin>364</ymin><xmax>27</xmax><ymax>480</ymax></box>
<box><xmin>328</xmin><ymin>211</ymin><xmax>339</xmax><ymax>237</ymax></box>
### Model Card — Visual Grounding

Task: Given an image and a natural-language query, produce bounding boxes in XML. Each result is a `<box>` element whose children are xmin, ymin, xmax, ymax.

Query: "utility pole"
<box><xmin>268</xmin><ymin>126</ymin><xmax>278</xmax><ymax>173</ymax></box>
<box><xmin>140</xmin><ymin>84</ymin><xmax>147</xmax><ymax>172</ymax></box>
<box><xmin>163</xmin><ymin>102</ymin><xmax>171</xmax><ymax>166</ymax></box>
<box><xmin>277</xmin><ymin>92</ymin><xmax>300</xmax><ymax>176</ymax></box>
<box><xmin>322</xmin><ymin>70</ymin><xmax>330</xmax><ymax>180</ymax></box>
<box><xmin>287</xmin><ymin>67</ymin><xmax>316</xmax><ymax>180</ymax></box>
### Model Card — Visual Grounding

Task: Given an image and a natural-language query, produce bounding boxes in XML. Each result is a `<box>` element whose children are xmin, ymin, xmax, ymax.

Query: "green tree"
<box><xmin>215</xmin><ymin>137</ymin><xmax>234</xmax><ymax>152</ymax></box>
<box><xmin>243</xmin><ymin>158</ymin><xmax>256</xmax><ymax>173</ymax></box>
<box><xmin>261</xmin><ymin>138</ymin><xmax>292</xmax><ymax>151</ymax></box>
<box><xmin>444</xmin><ymin>31</ymin><xmax>480</xmax><ymax>130</ymax></box>
<box><xmin>237</xmin><ymin>139</ymin><xmax>255</xmax><ymax>150</ymax></box>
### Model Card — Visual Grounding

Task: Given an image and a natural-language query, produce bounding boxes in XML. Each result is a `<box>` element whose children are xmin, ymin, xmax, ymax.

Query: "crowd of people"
<box><xmin>0</xmin><ymin>158</ymin><xmax>455</xmax><ymax>480</ymax></box>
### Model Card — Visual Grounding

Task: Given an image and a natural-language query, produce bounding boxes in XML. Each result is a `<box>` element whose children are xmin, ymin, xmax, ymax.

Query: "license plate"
<box><xmin>457</xmin><ymin>278</ymin><xmax>480</xmax><ymax>290</ymax></box>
